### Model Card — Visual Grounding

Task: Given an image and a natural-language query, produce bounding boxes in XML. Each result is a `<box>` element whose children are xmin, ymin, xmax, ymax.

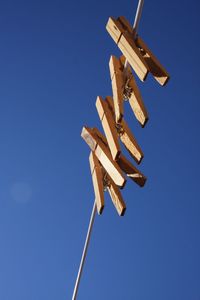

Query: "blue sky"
<box><xmin>0</xmin><ymin>0</ymin><xmax>199</xmax><ymax>299</ymax></box>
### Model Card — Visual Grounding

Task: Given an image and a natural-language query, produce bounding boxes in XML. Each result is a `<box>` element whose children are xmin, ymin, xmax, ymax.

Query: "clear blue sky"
<box><xmin>0</xmin><ymin>0</ymin><xmax>199</xmax><ymax>299</ymax></box>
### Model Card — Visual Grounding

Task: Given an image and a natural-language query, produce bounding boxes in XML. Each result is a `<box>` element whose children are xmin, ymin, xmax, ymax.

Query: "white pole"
<box><xmin>124</xmin><ymin>0</ymin><xmax>144</xmax><ymax>70</ymax></box>
<box><xmin>72</xmin><ymin>1</ymin><xmax>145</xmax><ymax>299</ymax></box>
<box><xmin>72</xmin><ymin>200</ymin><xmax>97</xmax><ymax>300</ymax></box>
<box><xmin>133</xmin><ymin>0</ymin><xmax>144</xmax><ymax>36</ymax></box>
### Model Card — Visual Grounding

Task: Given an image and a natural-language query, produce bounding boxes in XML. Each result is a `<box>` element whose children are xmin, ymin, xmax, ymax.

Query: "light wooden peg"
<box><xmin>128</xmin><ymin>74</ymin><xmax>148</xmax><ymax>127</ymax></box>
<box><xmin>81</xmin><ymin>127</ymin><xmax>126</xmax><ymax>188</ymax></box>
<box><xmin>106</xmin><ymin>17</ymin><xmax>149</xmax><ymax>81</ymax></box>
<box><xmin>106</xmin><ymin>16</ymin><xmax>170</xmax><ymax>85</ymax></box>
<box><xmin>120</xmin><ymin>121</ymin><xmax>144</xmax><ymax>164</ymax></box>
<box><xmin>106</xmin><ymin>17</ymin><xmax>123</xmax><ymax>44</ymax></box>
<box><xmin>105</xmin><ymin>96</ymin><xmax>144</xmax><ymax>164</ymax></box>
<box><xmin>135</xmin><ymin>36</ymin><xmax>170</xmax><ymax>86</ymax></box>
<box><xmin>90</xmin><ymin>128</ymin><xmax>145</xmax><ymax>187</ymax></box>
<box><xmin>118</xmin><ymin>154</ymin><xmax>147</xmax><ymax>187</ymax></box>
<box><xmin>103</xmin><ymin>171</ymin><xmax>126</xmax><ymax>216</ymax></box>
<box><xmin>96</xmin><ymin>96</ymin><xmax>121</xmax><ymax>160</ymax></box>
<box><xmin>120</xmin><ymin>54</ymin><xmax>148</xmax><ymax>126</ymax></box>
<box><xmin>89</xmin><ymin>151</ymin><xmax>104</xmax><ymax>214</ymax></box>
<box><xmin>109</xmin><ymin>55</ymin><xmax>148</xmax><ymax>127</ymax></box>
<box><xmin>109</xmin><ymin>56</ymin><xmax>124</xmax><ymax>123</ymax></box>
<box><xmin>118</xmin><ymin>16</ymin><xmax>169</xmax><ymax>86</ymax></box>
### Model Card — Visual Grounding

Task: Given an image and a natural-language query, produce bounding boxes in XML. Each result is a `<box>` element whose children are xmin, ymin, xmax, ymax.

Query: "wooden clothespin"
<box><xmin>118</xmin><ymin>154</ymin><xmax>146</xmax><ymax>187</ymax></box>
<box><xmin>109</xmin><ymin>55</ymin><xmax>124</xmax><ymax>123</ymax></box>
<box><xmin>105</xmin><ymin>96</ymin><xmax>144</xmax><ymax>164</ymax></box>
<box><xmin>87</xmin><ymin>126</ymin><xmax>146</xmax><ymax>187</ymax></box>
<box><xmin>102</xmin><ymin>168</ymin><xmax>126</xmax><ymax>216</ymax></box>
<box><xmin>106</xmin><ymin>16</ymin><xmax>170</xmax><ymax>85</ymax></box>
<box><xmin>96</xmin><ymin>96</ymin><xmax>121</xmax><ymax>160</ymax></box>
<box><xmin>89</xmin><ymin>151</ymin><xmax>104</xmax><ymax>214</ymax></box>
<box><xmin>89</xmin><ymin>151</ymin><xmax>126</xmax><ymax>216</ymax></box>
<box><xmin>81</xmin><ymin>126</ymin><xmax>126</xmax><ymax>188</ymax></box>
<box><xmin>109</xmin><ymin>55</ymin><xmax>148</xmax><ymax>127</ymax></box>
<box><xmin>135</xmin><ymin>36</ymin><xmax>170</xmax><ymax>86</ymax></box>
<box><xmin>107</xmin><ymin>16</ymin><xmax>148</xmax><ymax>81</ymax></box>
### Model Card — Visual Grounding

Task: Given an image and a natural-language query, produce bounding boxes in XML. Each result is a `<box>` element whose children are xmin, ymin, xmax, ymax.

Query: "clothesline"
<box><xmin>71</xmin><ymin>1</ymin><xmax>145</xmax><ymax>299</ymax></box>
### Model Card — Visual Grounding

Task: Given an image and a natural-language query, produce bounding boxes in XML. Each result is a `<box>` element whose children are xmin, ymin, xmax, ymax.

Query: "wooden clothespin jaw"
<box><xmin>82</xmin><ymin>125</ymin><xmax>146</xmax><ymax>186</ymax></box>
<box><xmin>96</xmin><ymin>96</ymin><xmax>121</xmax><ymax>161</ymax></box>
<box><xmin>102</xmin><ymin>169</ymin><xmax>126</xmax><ymax>216</ymax></box>
<box><xmin>117</xmin><ymin>154</ymin><xmax>147</xmax><ymax>187</ymax></box>
<box><xmin>89</xmin><ymin>151</ymin><xmax>104</xmax><ymax>215</ymax></box>
<box><xmin>82</xmin><ymin>125</ymin><xmax>146</xmax><ymax>215</ymax></box>
<box><xmin>109</xmin><ymin>55</ymin><xmax>125</xmax><ymax>124</ymax></box>
<box><xmin>89</xmin><ymin>151</ymin><xmax>126</xmax><ymax>216</ymax></box>
<box><xmin>94</xmin><ymin>125</ymin><xmax>146</xmax><ymax>186</ymax></box>
<box><xmin>106</xmin><ymin>16</ymin><xmax>149</xmax><ymax>82</ymax></box>
<box><xmin>96</xmin><ymin>95</ymin><xmax>144</xmax><ymax>163</ymax></box>
<box><xmin>109</xmin><ymin>54</ymin><xmax>148</xmax><ymax>127</ymax></box>
<box><xmin>106</xmin><ymin>16</ymin><xmax>170</xmax><ymax>86</ymax></box>
<box><xmin>81</xmin><ymin>126</ymin><xmax>126</xmax><ymax>188</ymax></box>
<box><xmin>105</xmin><ymin>96</ymin><xmax>144</xmax><ymax>164</ymax></box>
<box><xmin>135</xmin><ymin>36</ymin><xmax>170</xmax><ymax>86</ymax></box>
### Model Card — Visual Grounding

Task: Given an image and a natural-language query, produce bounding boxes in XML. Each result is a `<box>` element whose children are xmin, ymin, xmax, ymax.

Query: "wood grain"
<box><xmin>105</xmin><ymin>96</ymin><xmax>144</xmax><ymax>164</ymax></box>
<box><xmin>106</xmin><ymin>17</ymin><xmax>149</xmax><ymax>82</ymax></box>
<box><xmin>82</xmin><ymin>126</ymin><xmax>126</xmax><ymax>188</ymax></box>
<box><xmin>136</xmin><ymin>36</ymin><xmax>170</xmax><ymax>86</ymax></box>
<box><xmin>96</xmin><ymin>96</ymin><xmax>121</xmax><ymax>160</ymax></box>
<box><xmin>89</xmin><ymin>152</ymin><xmax>104</xmax><ymax>214</ymax></box>
<box><xmin>106</xmin><ymin>173</ymin><xmax>126</xmax><ymax>216</ymax></box>
<box><xmin>109</xmin><ymin>56</ymin><xmax>124</xmax><ymax>123</ymax></box>
<box><xmin>118</xmin><ymin>154</ymin><xmax>147</xmax><ymax>187</ymax></box>
<box><xmin>128</xmin><ymin>74</ymin><xmax>148</xmax><ymax>127</ymax></box>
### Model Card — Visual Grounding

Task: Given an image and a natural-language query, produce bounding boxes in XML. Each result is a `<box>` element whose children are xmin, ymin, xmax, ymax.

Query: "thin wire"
<box><xmin>72</xmin><ymin>200</ymin><xmax>97</xmax><ymax>300</ymax></box>
<box><xmin>71</xmin><ymin>1</ymin><xmax>145</xmax><ymax>299</ymax></box>
<box><xmin>133</xmin><ymin>0</ymin><xmax>144</xmax><ymax>37</ymax></box>
<box><xmin>124</xmin><ymin>0</ymin><xmax>144</xmax><ymax>70</ymax></box>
